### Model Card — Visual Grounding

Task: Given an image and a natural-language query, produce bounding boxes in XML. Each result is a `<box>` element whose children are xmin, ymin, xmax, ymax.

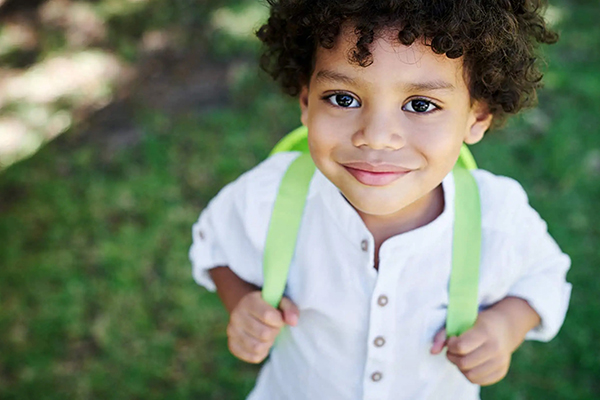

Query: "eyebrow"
<box><xmin>314</xmin><ymin>69</ymin><xmax>455</xmax><ymax>92</ymax></box>
<box><xmin>314</xmin><ymin>70</ymin><xmax>358</xmax><ymax>86</ymax></box>
<box><xmin>403</xmin><ymin>80</ymin><xmax>455</xmax><ymax>92</ymax></box>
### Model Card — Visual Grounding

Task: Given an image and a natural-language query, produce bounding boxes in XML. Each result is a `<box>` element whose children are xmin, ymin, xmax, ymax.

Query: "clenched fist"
<box><xmin>430</xmin><ymin>296</ymin><xmax>541</xmax><ymax>386</ymax></box>
<box><xmin>227</xmin><ymin>291</ymin><xmax>299</xmax><ymax>364</ymax></box>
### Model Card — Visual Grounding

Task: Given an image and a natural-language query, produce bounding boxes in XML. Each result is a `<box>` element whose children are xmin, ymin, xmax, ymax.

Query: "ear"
<box><xmin>299</xmin><ymin>86</ymin><xmax>309</xmax><ymax>126</ymax></box>
<box><xmin>464</xmin><ymin>101</ymin><xmax>493</xmax><ymax>145</ymax></box>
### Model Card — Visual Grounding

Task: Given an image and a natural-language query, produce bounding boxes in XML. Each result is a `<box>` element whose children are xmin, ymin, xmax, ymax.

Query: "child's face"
<box><xmin>300</xmin><ymin>28</ymin><xmax>492</xmax><ymax>220</ymax></box>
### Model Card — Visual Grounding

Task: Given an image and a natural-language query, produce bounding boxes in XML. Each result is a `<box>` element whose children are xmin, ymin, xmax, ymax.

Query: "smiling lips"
<box><xmin>342</xmin><ymin>161</ymin><xmax>412</xmax><ymax>186</ymax></box>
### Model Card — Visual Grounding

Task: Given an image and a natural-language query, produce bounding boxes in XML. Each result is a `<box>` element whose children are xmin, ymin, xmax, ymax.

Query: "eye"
<box><xmin>326</xmin><ymin>93</ymin><xmax>361</xmax><ymax>108</ymax></box>
<box><xmin>403</xmin><ymin>99</ymin><xmax>438</xmax><ymax>113</ymax></box>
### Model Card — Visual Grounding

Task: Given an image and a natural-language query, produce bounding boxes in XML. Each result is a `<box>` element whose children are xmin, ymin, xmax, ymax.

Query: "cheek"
<box><xmin>305</xmin><ymin>95</ymin><xmax>365</xmax><ymax>151</ymax></box>
<box><xmin>307</xmin><ymin>116</ymin><xmax>346</xmax><ymax>155</ymax></box>
<box><xmin>307</xmin><ymin>128</ymin><xmax>332</xmax><ymax>169</ymax></box>
<box><xmin>410</xmin><ymin>121</ymin><xmax>466</xmax><ymax>163</ymax></box>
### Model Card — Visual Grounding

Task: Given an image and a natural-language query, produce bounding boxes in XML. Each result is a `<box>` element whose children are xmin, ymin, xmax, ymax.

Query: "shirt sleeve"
<box><xmin>189</xmin><ymin>152</ymin><xmax>300</xmax><ymax>292</ymax></box>
<box><xmin>189</xmin><ymin>181</ymin><xmax>242</xmax><ymax>292</ymax></box>
<box><xmin>504</xmin><ymin>181</ymin><xmax>572</xmax><ymax>342</ymax></box>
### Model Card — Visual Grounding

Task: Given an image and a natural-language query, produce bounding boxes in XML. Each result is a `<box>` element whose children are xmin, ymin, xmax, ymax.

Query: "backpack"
<box><xmin>261</xmin><ymin>126</ymin><xmax>481</xmax><ymax>337</ymax></box>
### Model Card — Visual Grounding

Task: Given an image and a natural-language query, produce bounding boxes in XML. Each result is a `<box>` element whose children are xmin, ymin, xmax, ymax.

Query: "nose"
<box><xmin>351</xmin><ymin>109</ymin><xmax>405</xmax><ymax>150</ymax></box>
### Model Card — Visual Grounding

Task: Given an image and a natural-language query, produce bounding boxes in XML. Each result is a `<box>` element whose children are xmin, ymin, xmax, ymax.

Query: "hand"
<box><xmin>227</xmin><ymin>291</ymin><xmax>299</xmax><ymax>364</ymax></box>
<box><xmin>430</xmin><ymin>309</ymin><xmax>513</xmax><ymax>386</ymax></box>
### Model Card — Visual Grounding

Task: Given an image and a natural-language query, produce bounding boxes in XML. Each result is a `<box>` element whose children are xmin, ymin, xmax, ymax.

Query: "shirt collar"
<box><xmin>311</xmin><ymin>169</ymin><xmax>455</xmax><ymax>253</ymax></box>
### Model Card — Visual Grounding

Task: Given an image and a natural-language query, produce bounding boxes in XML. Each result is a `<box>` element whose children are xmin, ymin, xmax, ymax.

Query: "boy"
<box><xmin>190</xmin><ymin>1</ymin><xmax>572</xmax><ymax>399</ymax></box>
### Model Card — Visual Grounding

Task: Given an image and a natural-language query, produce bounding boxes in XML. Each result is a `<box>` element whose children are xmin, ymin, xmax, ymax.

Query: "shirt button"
<box><xmin>377</xmin><ymin>295</ymin><xmax>388</xmax><ymax>307</ymax></box>
<box><xmin>361</xmin><ymin>239</ymin><xmax>369</xmax><ymax>252</ymax></box>
<box><xmin>371</xmin><ymin>372</ymin><xmax>382</xmax><ymax>382</ymax></box>
<box><xmin>373</xmin><ymin>336</ymin><xmax>386</xmax><ymax>347</ymax></box>
<box><xmin>198</xmin><ymin>230</ymin><xmax>205</xmax><ymax>240</ymax></box>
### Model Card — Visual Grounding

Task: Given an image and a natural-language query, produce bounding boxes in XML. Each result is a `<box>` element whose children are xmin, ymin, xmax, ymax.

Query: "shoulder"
<box><xmin>203</xmin><ymin>152</ymin><xmax>302</xmax><ymax>247</ymax></box>
<box><xmin>208</xmin><ymin>151</ymin><xmax>301</xmax><ymax>211</ymax></box>
<box><xmin>234</xmin><ymin>151</ymin><xmax>302</xmax><ymax>210</ymax></box>
<box><xmin>190</xmin><ymin>152</ymin><xmax>302</xmax><ymax>290</ymax></box>
<box><xmin>470</xmin><ymin>169</ymin><xmax>534</xmax><ymax>233</ymax></box>
<box><xmin>471</xmin><ymin>168</ymin><xmax>529</xmax><ymax>205</ymax></box>
<box><xmin>240</xmin><ymin>151</ymin><xmax>302</xmax><ymax>196</ymax></box>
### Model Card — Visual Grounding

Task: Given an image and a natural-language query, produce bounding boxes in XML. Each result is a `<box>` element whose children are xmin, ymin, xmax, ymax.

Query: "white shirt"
<box><xmin>189</xmin><ymin>152</ymin><xmax>572</xmax><ymax>400</ymax></box>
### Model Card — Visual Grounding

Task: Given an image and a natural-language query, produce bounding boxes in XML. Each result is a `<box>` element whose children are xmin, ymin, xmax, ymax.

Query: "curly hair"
<box><xmin>256</xmin><ymin>0</ymin><xmax>558</xmax><ymax>128</ymax></box>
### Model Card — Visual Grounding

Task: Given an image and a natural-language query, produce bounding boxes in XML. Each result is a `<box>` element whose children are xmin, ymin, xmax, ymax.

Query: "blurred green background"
<box><xmin>0</xmin><ymin>0</ymin><xmax>598</xmax><ymax>399</ymax></box>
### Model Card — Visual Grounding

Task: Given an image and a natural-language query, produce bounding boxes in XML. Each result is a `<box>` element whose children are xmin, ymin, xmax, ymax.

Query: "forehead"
<box><xmin>311</xmin><ymin>27</ymin><xmax>468</xmax><ymax>91</ymax></box>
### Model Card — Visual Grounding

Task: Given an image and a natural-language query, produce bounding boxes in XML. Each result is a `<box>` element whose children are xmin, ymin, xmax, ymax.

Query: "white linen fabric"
<box><xmin>190</xmin><ymin>152</ymin><xmax>572</xmax><ymax>400</ymax></box>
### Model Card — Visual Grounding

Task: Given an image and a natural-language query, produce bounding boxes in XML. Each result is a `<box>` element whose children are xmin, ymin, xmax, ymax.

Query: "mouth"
<box><xmin>342</xmin><ymin>162</ymin><xmax>412</xmax><ymax>186</ymax></box>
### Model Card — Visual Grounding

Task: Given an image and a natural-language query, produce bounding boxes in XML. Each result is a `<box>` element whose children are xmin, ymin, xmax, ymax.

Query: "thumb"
<box><xmin>430</xmin><ymin>327</ymin><xmax>447</xmax><ymax>355</ymax></box>
<box><xmin>279</xmin><ymin>297</ymin><xmax>300</xmax><ymax>326</ymax></box>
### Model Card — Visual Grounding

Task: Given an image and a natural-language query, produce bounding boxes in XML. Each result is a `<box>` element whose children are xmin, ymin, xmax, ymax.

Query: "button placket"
<box><xmin>364</xmin><ymin>293</ymin><xmax>392</xmax><ymax>393</ymax></box>
<box><xmin>377</xmin><ymin>295</ymin><xmax>388</xmax><ymax>307</ymax></box>
<box><xmin>361</xmin><ymin>239</ymin><xmax>369</xmax><ymax>252</ymax></box>
<box><xmin>363</xmin><ymin>252</ymin><xmax>402</xmax><ymax>399</ymax></box>
<box><xmin>364</xmin><ymin>291</ymin><xmax>390</xmax><ymax>393</ymax></box>
<box><xmin>371</xmin><ymin>371</ymin><xmax>382</xmax><ymax>382</ymax></box>
<box><xmin>373</xmin><ymin>336</ymin><xmax>386</xmax><ymax>347</ymax></box>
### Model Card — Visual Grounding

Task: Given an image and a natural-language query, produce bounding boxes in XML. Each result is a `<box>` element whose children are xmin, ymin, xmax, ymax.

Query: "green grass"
<box><xmin>1</xmin><ymin>0</ymin><xmax>599</xmax><ymax>399</ymax></box>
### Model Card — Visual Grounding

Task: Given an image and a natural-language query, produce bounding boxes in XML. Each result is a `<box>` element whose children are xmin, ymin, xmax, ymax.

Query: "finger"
<box><xmin>227</xmin><ymin>323</ymin><xmax>271</xmax><ymax>363</ymax></box>
<box><xmin>239</xmin><ymin>313</ymin><xmax>281</xmax><ymax>343</ymax></box>
<box><xmin>446</xmin><ymin>328</ymin><xmax>486</xmax><ymax>356</ymax></box>
<box><xmin>228</xmin><ymin>335</ymin><xmax>269</xmax><ymax>364</ymax></box>
<box><xmin>446</xmin><ymin>341</ymin><xmax>494</xmax><ymax>371</ymax></box>
<box><xmin>461</xmin><ymin>357</ymin><xmax>508</xmax><ymax>384</ymax></box>
<box><xmin>478</xmin><ymin>365</ymin><xmax>510</xmax><ymax>386</ymax></box>
<box><xmin>430</xmin><ymin>328</ymin><xmax>447</xmax><ymax>354</ymax></box>
<box><xmin>279</xmin><ymin>297</ymin><xmax>300</xmax><ymax>326</ymax></box>
<box><xmin>245</xmin><ymin>293</ymin><xmax>285</xmax><ymax>328</ymax></box>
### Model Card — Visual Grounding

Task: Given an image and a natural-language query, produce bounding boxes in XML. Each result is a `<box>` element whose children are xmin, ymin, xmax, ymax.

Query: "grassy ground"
<box><xmin>1</xmin><ymin>1</ymin><xmax>599</xmax><ymax>399</ymax></box>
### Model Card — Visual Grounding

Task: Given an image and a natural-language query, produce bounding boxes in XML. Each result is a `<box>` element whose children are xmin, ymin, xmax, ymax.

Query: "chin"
<box><xmin>344</xmin><ymin>193</ymin><xmax>408</xmax><ymax>217</ymax></box>
<box><xmin>360</xmin><ymin>204</ymin><xmax>406</xmax><ymax>217</ymax></box>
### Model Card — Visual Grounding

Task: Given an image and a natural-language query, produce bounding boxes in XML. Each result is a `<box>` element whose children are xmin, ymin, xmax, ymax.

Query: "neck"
<box><xmin>358</xmin><ymin>184</ymin><xmax>445</xmax><ymax>266</ymax></box>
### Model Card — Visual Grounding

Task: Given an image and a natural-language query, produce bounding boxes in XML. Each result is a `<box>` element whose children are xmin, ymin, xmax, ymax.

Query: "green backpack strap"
<box><xmin>446</xmin><ymin>163</ymin><xmax>481</xmax><ymax>337</ymax></box>
<box><xmin>263</xmin><ymin>126</ymin><xmax>481</xmax><ymax>337</ymax></box>
<box><xmin>262</xmin><ymin>153</ymin><xmax>316</xmax><ymax>308</ymax></box>
<box><xmin>269</xmin><ymin>126</ymin><xmax>311</xmax><ymax>156</ymax></box>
